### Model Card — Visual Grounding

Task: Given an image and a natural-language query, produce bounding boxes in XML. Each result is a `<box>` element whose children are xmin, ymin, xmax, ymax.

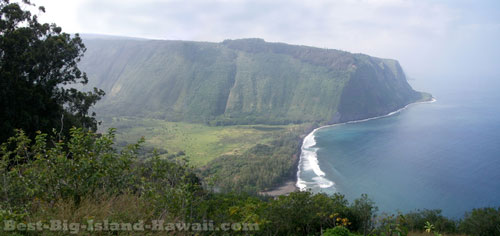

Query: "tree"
<box><xmin>459</xmin><ymin>207</ymin><xmax>500</xmax><ymax>236</ymax></box>
<box><xmin>352</xmin><ymin>194</ymin><xmax>378</xmax><ymax>236</ymax></box>
<box><xmin>0</xmin><ymin>0</ymin><xmax>104</xmax><ymax>143</ymax></box>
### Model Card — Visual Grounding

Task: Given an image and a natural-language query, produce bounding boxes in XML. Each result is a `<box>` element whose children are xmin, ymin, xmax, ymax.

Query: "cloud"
<box><xmin>33</xmin><ymin>0</ymin><xmax>500</xmax><ymax>78</ymax></box>
<box><xmin>67</xmin><ymin>0</ymin><xmax>455</xmax><ymax>43</ymax></box>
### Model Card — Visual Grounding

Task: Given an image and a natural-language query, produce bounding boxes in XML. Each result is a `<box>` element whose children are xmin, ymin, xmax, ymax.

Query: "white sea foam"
<box><xmin>296</xmin><ymin>126</ymin><xmax>335</xmax><ymax>190</ymax></box>
<box><xmin>295</xmin><ymin>176</ymin><xmax>307</xmax><ymax>190</ymax></box>
<box><xmin>312</xmin><ymin>176</ymin><xmax>335</xmax><ymax>188</ymax></box>
<box><xmin>296</xmin><ymin>177</ymin><xmax>335</xmax><ymax>191</ymax></box>
<box><xmin>301</xmin><ymin>133</ymin><xmax>324</xmax><ymax>176</ymax></box>
<box><xmin>302</xmin><ymin>131</ymin><xmax>316</xmax><ymax>148</ymax></box>
<box><xmin>296</xmin><ymin>98</ymin><xmax>436</xmax><ymax>191</ymax></box>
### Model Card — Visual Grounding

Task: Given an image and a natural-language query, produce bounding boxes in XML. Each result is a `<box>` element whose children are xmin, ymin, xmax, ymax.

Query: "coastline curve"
<box><xmin>296</xmin><ymin>98</ymin><xmax>437</xmax><ymax>191</ymax></box>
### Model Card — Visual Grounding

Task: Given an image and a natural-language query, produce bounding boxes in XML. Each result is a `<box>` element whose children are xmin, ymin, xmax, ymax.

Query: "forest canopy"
<box><xmin>0</xmin><ymin>0</ymin><xmax>104</xmax><ymax>143</ymax></box>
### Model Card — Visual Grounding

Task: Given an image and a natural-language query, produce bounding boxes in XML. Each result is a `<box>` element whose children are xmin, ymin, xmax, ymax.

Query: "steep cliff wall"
<box><xmin>79</xmin><ymin>38</ymin><xmax>424</xmax><ymax>125</ymax></box>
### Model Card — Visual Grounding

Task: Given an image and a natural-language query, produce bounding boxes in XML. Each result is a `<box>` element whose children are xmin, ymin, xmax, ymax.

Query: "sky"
<box><xmin>31</xmin><ymin>0</ymin><xmax>500</xmax><ymax>80</ymax></box>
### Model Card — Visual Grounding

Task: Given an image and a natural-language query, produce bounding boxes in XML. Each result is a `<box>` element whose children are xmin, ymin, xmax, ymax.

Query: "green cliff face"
<box><xmin>79</xmin><ymin>38</ymin><xmax>423</xmax><ymax>125</ymax></box>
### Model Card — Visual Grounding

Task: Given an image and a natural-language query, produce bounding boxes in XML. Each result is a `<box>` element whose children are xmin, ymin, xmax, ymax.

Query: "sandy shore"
<box><xmin>259</xmin><ymin>181</ymin><xmax>298</xmax><ymax>196</ymax></box>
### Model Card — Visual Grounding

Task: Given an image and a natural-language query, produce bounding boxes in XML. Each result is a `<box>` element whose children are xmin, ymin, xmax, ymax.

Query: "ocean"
<box><xmin>296</xmin><ymin>76</ymin><xmax>500</xmax><ymax>218</ymax></box>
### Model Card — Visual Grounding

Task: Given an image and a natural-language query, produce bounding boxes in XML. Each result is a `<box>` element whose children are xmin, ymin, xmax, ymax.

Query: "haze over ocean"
<box><xmin>298</xmin><ymin>75</ymin><xmax>500</xmax><ymax>218</ymax></box>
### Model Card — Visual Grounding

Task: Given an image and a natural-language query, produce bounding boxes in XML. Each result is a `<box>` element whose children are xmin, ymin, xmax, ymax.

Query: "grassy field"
<box><xmin>99</xmin><ymin>117</ymin><xmax>301</xmax><ymax>166</ymax></box>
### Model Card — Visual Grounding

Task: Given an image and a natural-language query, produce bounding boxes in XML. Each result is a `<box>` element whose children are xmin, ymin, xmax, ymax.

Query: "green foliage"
<box><xmin>376</xmin><ymin>214</ymin><xmax>409</xmax><ymax>236</ymax></box>
<box><xmin>424</xmin><ymin>221</ymin><xmax>435</xmax><ymax>233</ymax></box>
<box><xmin>0</xmin><ymin>128</ymin><xmax>201</xmax><ymax>220</ymax></box>
<box><xmin>0</xmin><ymin>129</ymin><xmax>498</xmax><ymax>236</ymax></box>
<box><xmin>79</xmin><ymin>37</ymin><xmax>423</xmax><ymax>126</ymax></box>
<box><xmin>423</xmin><ymin>221</ymin><xmax>444</xmax><ymax>236</ymax></box>
<box><xmin>99</xmin><ymin>117</ymin><xmax>296</xmax><ymax>166</ymax></box>
<box><xmin>259</xmin><ymin>192</ymin><xmax>359</xmax><ymax>235</ymax></box>
<box><xmin>351</xmin><ymin>193</ymin><xmax>378</xmax><ymax>236</ymax></box>
<box><xmin>376</xmin><ymin>208</ymin><xmax>500</xmax><ymax>236</ymax></box>
<box><xmin>335</xmin><ymin>58</ymin><xmax>422</xmax><ymax>122</ymax></box>
<box><xmin>100</xmin><ymin>117</ymin><xmax>311</xmax><ymax>192</ymax></box>
<box><xmin>0</xmin><ymin>0</ymin><xmax>105</xmax><ymax>143</ymax></box>
<box><xmin>324</xmin><ymin>226</ymin><xmax>350</xmax><ymax>236</ymax></box>
<box><xmin>402</xmin><ymin>209</ymin><xmax>458</xmax><ymax>234</ymax></box>
<box><xmin>201</xmin><ymin>124</ymin><xmax>310</xmax><ymax>192</ymax></box>
<box><xmin>0</xmin><ymin>128</ymin><xmax>367</xmax><ymax>235</ymax></box>
<box><xmin>459</xmin><ymin>207</ymin><xmax>500</xmax><ymax>236</ymax></box>
<box><xmin>0</xmin><ymin>1</ymin><xmax>489</xmax><ymax>236</ymax></box>
<box><xmin>1</xmin><ymin>128</ymin><xmax>132</xmax><ymax>208</ymax></box>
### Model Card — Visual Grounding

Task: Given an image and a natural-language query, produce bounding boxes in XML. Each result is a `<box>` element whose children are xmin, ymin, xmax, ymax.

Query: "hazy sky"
<box><xmin>33</xmin><ymin>0</ymin><xmax>500</xmax><ymax>79</ymax></box>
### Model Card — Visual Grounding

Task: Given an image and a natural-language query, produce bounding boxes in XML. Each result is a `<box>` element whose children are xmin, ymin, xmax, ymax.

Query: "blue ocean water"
<box><xmin>297</xmin><ymin>76</ymin><xmax>500</xmax><ymax>218</ymax></box>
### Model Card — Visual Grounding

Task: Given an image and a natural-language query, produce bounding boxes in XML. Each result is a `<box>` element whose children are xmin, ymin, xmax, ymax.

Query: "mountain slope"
<box><xmin>79</xmin><ymin>38</ymin><xmax>424</xmax><ymax>125</ymax></box>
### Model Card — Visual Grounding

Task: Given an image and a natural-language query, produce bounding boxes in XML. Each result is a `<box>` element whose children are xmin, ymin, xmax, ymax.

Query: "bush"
<box><xmin>459</xmin><ymin>207</ymin><xmax>500</xmax><ymax>236</ymax></box>
<box><xmin>2</xmin><ymin>128</ymin><xmax>499</xmax><ymax>236</ymax></box>
<box><xmin>0</xmin><ymin>128</ymin><xmax>201</xmax><ymax>219</ymax></box>
<box><xmin>324</xmin><ymin>226</ymin><xmax>350</xmax><ymax>236</ymax></box>
<box><xmin>403</xmin><ymin>209</ymin><xmax>457</xmax><ymax>233</ymax></box>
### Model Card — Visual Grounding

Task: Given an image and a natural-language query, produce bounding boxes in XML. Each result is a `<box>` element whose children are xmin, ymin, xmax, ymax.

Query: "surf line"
<box><xmin>296</xmin><ymin>98</ymin><xmax>437</xmax><ymax>191</ymax></box>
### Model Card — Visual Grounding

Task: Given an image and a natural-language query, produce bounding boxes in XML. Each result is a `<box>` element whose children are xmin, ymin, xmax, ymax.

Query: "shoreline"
<box><xmin>259</xmin><ymin>181</ymin><xmax>299</xmax><ymax>196</ymax></box>
<box><xmin>262</xmin><ymin>96</ymin><xmax>436</xmax><ymax>196</ymax></box>
<box><xmin>295</xmin><ymin>96</ymin><xmax>437</xmax><ymax>192</ymax></box>
<box><xmin>259</xmin><ymin>127</ymin><xmax>315</xmax><ymax>196</ymax></box>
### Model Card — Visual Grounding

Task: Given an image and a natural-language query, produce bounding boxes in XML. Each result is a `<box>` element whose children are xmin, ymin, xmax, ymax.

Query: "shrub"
<box><xmin>324</xmin><ymin>226</ymin><xmax>350</xmax><ymax>236</ymax></box>
<box><xmin>459</xmin><ymin>207</ymin><xmax>500</xmax><ymax>236</ymax></box>
<box><xmin>403</xmin><ymin>209</ymin><xmax>457</xmax><ymax>233</ymax></box>
<box><xmin>0</xmin><ymin>128</ymin><xmax>202</xmax><ymax>221</ymax></box>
